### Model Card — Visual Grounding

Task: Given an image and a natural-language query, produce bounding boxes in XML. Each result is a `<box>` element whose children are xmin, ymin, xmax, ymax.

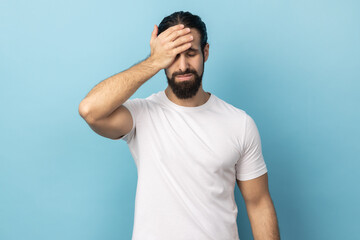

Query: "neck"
<box><xmin>164</xmin><ymin>86</ymin><xmax>211</xmax><ymax>107</ymax></box>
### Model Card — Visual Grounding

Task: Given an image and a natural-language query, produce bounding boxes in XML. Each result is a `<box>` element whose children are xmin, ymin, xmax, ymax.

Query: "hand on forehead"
<box><xmin>162</xmin><ymin>24</ymin><xmax>200</xmax><ymax>46</ymax></box>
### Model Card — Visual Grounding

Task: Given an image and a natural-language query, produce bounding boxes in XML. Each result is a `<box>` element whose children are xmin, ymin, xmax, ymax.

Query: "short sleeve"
<box><xmin>235</xmin><ymin>113</ymin><xmax>268</xmax><ymax>181</ymax></box>
<box><xmin>118</xmin><ymin>98</ymin><xmax>143</xmax><ymax>143</ymax></box>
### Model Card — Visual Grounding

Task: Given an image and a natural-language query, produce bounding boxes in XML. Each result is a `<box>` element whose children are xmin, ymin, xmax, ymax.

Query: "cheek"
<box><xmin>165</xmin><ymin>68</ymin><xmax>172</xmax><ymax>78</ymax></box>
<box><xmin>193</xmin><ymin>58</ymin><xmax>204</xmax><ymax>72</ymax></box>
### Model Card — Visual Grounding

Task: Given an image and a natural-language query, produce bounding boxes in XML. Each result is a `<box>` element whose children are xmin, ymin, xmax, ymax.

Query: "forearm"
<box><xmin>246</xmin><ymin>195</ymin><xmax>280</xmax><ymax>240</ymax></box>
<box><xmin>79</xmin><ymin>56</ymin><xmax>160</xmax><ymax>122</ymax></box>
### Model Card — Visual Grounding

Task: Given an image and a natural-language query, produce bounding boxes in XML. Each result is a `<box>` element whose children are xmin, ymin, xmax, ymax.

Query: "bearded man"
<box><xmin>79</xmin><ymin>11</ymin><xmax>280</xmax><ymax>240</ymax></box>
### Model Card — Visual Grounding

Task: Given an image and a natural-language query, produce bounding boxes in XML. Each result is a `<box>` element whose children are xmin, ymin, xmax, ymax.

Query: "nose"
<box><xmin>177</xmin><ymin>53</ymin><xmax>189</xmax><ymax>72</ymax></box>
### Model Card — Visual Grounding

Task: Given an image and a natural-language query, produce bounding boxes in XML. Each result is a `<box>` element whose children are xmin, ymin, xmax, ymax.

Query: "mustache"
<box><xmin>172</xmin><ymin>69</ymin><xmax>198</xmax><ymax>78</ymax></box>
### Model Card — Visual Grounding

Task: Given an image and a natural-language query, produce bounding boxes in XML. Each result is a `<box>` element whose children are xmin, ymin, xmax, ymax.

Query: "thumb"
<box><xmin>151</xmin><ymin>24</ymin><xmax>158</xmax><ymax>41</ymax></box>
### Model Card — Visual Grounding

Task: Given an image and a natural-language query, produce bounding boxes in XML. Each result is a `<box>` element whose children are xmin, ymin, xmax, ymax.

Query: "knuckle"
<box><xmin>173</xmin><ymin>24</ymin><xmax>183</xmax><ymax>31</ymax></box>
<box><xmin>184</xmin><ymin>36</ymin><xmax>191</xmax><ymax>42</ymax></box>
<box><xmin>170</xmin><ymin>32</ymin><xmax>176</xmax><ymax>40</ymax></box>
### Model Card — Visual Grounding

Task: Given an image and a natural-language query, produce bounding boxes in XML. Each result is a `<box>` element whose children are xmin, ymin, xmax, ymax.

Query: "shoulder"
<box><xmin>123</xmin><ymin>91</ymin><xmax>165</xmax><ymax>114</ymax></box>
<box><xmin>211</xmin><ymin>95</ymin><xmax>263</xmax><ymax>141</ymax></box>
<box><xmin>145</xmin><ymin>91</ymin><xmax>163</xmax><ymax>103</ymax></box>
<box><xmin>212</xmin><ymin>94</ymin><xmax>248</xmax><ymax>120</ymax></box>
<box><xmin>124</xmin><ymin>91</ymin><xmax>162</xmax><ymax>105</ymax></box>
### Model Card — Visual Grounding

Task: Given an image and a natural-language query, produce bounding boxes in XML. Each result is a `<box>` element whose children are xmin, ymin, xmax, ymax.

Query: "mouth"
<box><xmin>175</xmin><ymin>73</ymin><xmax>193</xmax><ymax>81</ymax></box>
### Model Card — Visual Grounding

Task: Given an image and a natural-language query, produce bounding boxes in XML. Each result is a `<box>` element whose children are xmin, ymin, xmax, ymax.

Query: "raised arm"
<box><xmin>237</xmin><ymin>173</ymin><xmax>280</xmax><ymax>240</ymax></box>
<box><xmin>78</xmin><ymin>24</ymin><xmax>194</xmax><ymax>139</ymax></box>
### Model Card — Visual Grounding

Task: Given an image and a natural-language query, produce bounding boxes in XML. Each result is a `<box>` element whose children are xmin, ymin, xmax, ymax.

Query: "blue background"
<box><xmin>1</xmin><ymin>0</ymin><xmax>359</xmax><ymax>239</ymax></box>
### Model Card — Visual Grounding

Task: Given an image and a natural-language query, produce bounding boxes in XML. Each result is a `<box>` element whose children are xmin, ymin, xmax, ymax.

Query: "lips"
<box><xmin>178</xmin><ymin>74</ymin><xmax>192</xmax><ymax>77</ymax></box>
<box><xmin>175</xmin><ymin>74</ymin><xmax>193</xmax><ymax>81</ymax></box>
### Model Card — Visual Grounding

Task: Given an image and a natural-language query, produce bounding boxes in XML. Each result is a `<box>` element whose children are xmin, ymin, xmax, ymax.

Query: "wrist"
<box><xmin>145</xmin><ymin>55</ymin><xmax>162</xmax><ymax>73</ymax></box>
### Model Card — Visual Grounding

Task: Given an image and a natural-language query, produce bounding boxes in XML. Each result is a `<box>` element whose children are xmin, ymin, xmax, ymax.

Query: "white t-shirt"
<box><xmin>120</xmin><ymin>90</ymin><xmax>268</xmax><ymax>240</ymax></box>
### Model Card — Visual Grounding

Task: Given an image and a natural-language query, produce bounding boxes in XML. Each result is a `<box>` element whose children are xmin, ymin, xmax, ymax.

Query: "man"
<box><xmin>79</xmin><ymin>11</ymin><xmax>280</xmax><ymax>240</ymax></box>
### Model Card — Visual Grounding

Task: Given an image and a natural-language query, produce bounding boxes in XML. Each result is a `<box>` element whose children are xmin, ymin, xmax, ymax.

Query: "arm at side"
<box><xmin>237</xmin><ymin>173</ymin><xmax>280</xmax><ymax>240</ymax></box>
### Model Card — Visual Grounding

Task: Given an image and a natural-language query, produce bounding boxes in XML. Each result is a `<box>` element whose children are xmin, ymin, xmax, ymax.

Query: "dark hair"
<box><xmin>157</xmin><ymin>11</ymin><xmax>208</xmax><ymax>57</ymax></box>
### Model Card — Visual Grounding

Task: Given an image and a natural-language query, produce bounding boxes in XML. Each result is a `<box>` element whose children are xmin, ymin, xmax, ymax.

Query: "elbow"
<box><xmin>78</xmin><ymin>100</ymin><xmax>93</xmax><ymax>122</ymax></box>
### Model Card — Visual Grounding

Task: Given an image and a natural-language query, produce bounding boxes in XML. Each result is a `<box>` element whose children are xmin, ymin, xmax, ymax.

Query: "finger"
<box><xmin>171</xmin><ymin>33</ymin><xmax>193</xmax><ymax>49</ymax></box>
<box><xmin>173</xmin><ymin>42</ymin><xmax>192</xmax><ymax>55</ymax></box>
<box><xmin>161</xmin><ymin>24</ymin><xmax>184</xmax><ymax>38</ymax></box>
<box><xmin>150</xmin><ymin>25</ymin><xmax>158</xmax><ymax>42</ymax></box>
<box><xmin>166</xmin><ymin>27</ymin><xmax>191</xmax><ymax>42</ymax></box>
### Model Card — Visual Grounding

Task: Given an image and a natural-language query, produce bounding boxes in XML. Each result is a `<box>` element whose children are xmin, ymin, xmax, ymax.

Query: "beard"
<box><xmin>165</xmin><ymin>62</ymin><xmax>204</xmax><ymax>99</ymax></box>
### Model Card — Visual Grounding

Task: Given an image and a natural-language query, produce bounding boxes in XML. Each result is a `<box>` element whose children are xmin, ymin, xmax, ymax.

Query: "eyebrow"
<box><xmin>187</xmin><ymin>47</ymin><xmax>199</xmax><ymax>52</ymax></box>
<box><xmin>176</xmin><ymin>48</ymin><xmax>199</xmax><ymax>56</ymax></box>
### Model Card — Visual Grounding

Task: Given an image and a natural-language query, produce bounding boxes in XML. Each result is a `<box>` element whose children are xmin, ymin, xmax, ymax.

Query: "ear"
<box><xmin>203</xmin><ymin>43</ymin><xmax>209</xmax><ymax>62</ymax></box>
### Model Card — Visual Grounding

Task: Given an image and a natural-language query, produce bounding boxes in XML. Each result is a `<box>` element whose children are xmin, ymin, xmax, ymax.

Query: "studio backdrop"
<box><xmin>1</xmin><ymin>0</ymin><xmax>359</xmax><ymax>239</ymax></box>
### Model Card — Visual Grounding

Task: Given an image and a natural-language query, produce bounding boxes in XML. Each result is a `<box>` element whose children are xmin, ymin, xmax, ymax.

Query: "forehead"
<box><xmin>189</xmin><ymin>28</ymin><xmax>201</xmax><ymax>48</ymax></box>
